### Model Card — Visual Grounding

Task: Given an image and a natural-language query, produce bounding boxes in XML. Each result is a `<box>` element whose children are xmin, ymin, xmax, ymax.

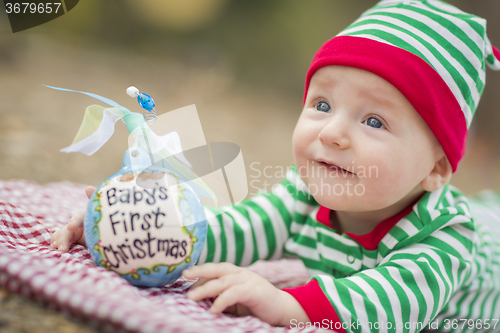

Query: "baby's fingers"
<box><xmin>67</xmin><ymin>212</ymin><xmax>85</xmax><ymax>232</ymax></box>
<box><xmin>51</xmin><ymin>227</ymin><xmax>73</xmax><ymax>252</ymax></box>
<box><xmin>69</xmin><ymin>226</ymin><xmax>84</xmax><ymax>244</ymax></box>
<box><xmin>189</xmin><ymin>277</ymin><xmax>210</xmax><ymax>289</ymax></box>
<box><xmin>186</xmin><ymin>272</ymin><xmax>241</xmax><ymax>302</ymax></box>
<box><xmin>183</xmin><ymin>263</ymin><xmax>240</xmax><ymax>280</ymax></box>
<box><xmin>84</xmin><ymin>186</ymin><xmax>96</xmax><ymax>199</ymax></box>
<box><xmin>210</xmin><ymin>284</ymin><xmax>251</xmax><ymax>314</ymax></box>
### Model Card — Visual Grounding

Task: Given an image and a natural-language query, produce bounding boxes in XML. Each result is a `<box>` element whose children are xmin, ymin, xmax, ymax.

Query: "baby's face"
<box><xmin>292</xmin><ymin>65</ymin><xmax>443</xmax><ymax>212</ymax></box>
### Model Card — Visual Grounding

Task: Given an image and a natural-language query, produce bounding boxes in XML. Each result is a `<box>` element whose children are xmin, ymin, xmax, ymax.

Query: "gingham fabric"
<box><xmin>303</xmin><ymin>0</ymin><xmax>500</xmax><ymax>172</ymax></box>
<box><xmin>0</xmin><ymin>180</ymin><xmax>317</xmax><ymax>333</ymax></box>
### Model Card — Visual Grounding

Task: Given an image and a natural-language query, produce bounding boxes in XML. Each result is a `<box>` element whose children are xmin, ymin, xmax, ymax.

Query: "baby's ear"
<box><xmin>421</xmin><ymin>155</ymin><xmax>453</xmax><ymax>192</ymax></box>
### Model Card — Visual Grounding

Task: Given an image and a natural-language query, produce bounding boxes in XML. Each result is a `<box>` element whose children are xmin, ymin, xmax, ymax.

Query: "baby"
<box><xmin>52</xmin><ymin>0</ymin><xmax>500</xmax><ymax>331</ymax></box>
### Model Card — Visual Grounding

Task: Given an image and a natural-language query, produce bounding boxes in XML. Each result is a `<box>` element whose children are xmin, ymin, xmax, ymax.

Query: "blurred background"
<box><xmin>0</xmin><ymin>2</ymin><xmax>499</xmax><ymax>330</ymax></box>
<box><xmin>0</xmin><ymin>0</ymin><xmax>499</xmax><ymax>198</ymax></box>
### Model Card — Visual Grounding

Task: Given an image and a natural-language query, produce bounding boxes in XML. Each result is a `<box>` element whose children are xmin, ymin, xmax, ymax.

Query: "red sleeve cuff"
<box><xmin>283</xmin><ymin>279</ymin><xmax>346</xmax><ymax>333</ymax></box>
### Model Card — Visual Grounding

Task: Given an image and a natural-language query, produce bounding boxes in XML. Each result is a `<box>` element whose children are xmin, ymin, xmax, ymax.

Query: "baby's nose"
<box><xmin>318</xmin><ymin>116</ymin><xmax>351</xmax><ymax>148</ymax></box>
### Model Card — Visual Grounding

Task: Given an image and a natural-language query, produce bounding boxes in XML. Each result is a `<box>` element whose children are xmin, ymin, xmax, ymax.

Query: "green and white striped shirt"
<box><xmin>198</xmin><ymin>165</ymin><xmax>500</xmax><ymax>333</ymax></box>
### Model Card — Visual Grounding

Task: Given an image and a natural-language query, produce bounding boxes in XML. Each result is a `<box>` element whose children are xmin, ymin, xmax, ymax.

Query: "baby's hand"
<box><xmin>51</xmin><ymin>186</ymin><xmax>95</xmax><ymax>252</ymax></box>
<box><xmin>183</xmin><ymin>263</ymin><xmax>309</xmax><ymax>327</ymax></box>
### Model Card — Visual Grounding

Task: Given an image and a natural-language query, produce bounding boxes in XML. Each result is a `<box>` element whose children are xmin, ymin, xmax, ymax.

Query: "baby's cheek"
<box><xmin>291</xmin><ymin>135</ymin><xmax>307</xmax><ymax>163</ymax></box>
<box><xmin>360</xmin><ymin>179</ymin><xmax>397</xmax><ymax>208</ymax></box>
<box><xmin>359</xmin><ymin>165</ymin><xmax>412</xmax><ymax>206</ymax></box>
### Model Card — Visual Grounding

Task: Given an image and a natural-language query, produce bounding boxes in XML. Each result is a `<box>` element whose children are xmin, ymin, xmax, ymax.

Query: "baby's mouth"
<box><xmin>316</xmin><ymin>160</ymin><xmax>356</xmax><ymax>176</ymax></box>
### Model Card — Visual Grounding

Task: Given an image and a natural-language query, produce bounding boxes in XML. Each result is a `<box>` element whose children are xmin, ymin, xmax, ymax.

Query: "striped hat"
<box><xmin>304</xmin><ymin>0</ymin><xmax>500</xmax><ymax>172</ymax></box>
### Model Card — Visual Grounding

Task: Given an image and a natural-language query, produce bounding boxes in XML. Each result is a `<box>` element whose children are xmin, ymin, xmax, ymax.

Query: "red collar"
<box><xmin>315</xmin><ymin>197</ymin><xmax>421</xmax><ymax>251</ymax></box>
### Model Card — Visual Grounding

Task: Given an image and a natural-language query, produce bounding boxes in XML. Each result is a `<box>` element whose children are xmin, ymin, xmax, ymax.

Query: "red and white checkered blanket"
<box><xmin>0</xmin><ymin>180</ymin><xmax>321</xmax><ymax>333</ymax></box>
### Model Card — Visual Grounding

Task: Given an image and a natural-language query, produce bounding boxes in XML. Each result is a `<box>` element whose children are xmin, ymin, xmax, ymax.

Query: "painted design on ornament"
<box><xmin>90</xmin><ymin>172</ymin><xmax>198</xmax><ymax>281</ymax></box>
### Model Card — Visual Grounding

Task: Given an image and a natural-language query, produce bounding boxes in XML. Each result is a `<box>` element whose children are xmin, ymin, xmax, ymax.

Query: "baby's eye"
<box><xmin>315</xmin><ymin>101</ymin><xmax>331</xmax><ymax>113</ymax></box>
<box><xmin>364</xmin><ymin>117</ymin><xmax>384</xmax><ymax>129</ymax></box>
